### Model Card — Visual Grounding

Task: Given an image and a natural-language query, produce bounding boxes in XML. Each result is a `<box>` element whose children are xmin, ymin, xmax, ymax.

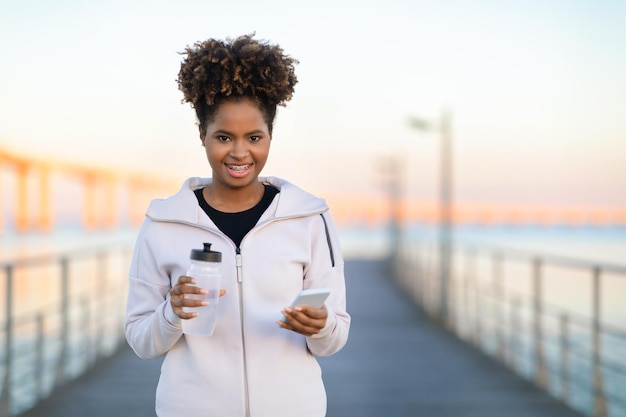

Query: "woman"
<box><xmin>124</xmin><ymin>34</ymin><xmax>350</xmax><ymax>417</ymax></box>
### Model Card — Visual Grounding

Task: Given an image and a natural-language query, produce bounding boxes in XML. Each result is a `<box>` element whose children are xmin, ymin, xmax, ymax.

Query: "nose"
<box><xmin>230</xmin><ymin>138</ymin><xmax>250</xmax><ymax>159</ymax></box>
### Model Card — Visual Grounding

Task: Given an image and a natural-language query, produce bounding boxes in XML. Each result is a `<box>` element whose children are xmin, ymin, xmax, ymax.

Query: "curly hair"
<box><xmin>177</xmin><ymin>34</ymin><xmax>298</xmax><ymax>137</ymax></box>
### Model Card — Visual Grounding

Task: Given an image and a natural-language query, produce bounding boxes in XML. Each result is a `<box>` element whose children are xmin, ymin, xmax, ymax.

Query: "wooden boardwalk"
<box><xmin>20</xmin><ymin>259</ymin><xmax>583</xmax><ymax>417</ymax></box>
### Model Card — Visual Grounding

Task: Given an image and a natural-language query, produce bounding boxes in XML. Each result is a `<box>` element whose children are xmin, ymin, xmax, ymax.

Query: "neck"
<box><xmin>203</xmin><ymin>181</ymin><xmax>264</xmax><ymax>213</ymax></box>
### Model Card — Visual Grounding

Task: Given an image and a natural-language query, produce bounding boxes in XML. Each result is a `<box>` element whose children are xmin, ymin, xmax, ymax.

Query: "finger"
<box><xmin>179</xmin><ymin>285</ymin><xmax>208</xmax><ymax>296</ymax></box>
<box><xmin>169</xmin><ymin>287</ymin><xmax>185</xmax><ymax>306</ymax></box>
<box><xmin>170</xmin><ymin>276</ymin><xmax>194</xmax><ymax>298</ymax></box>
<box><xmin>171</xmin><ymin>294</ymin><xmax>199</xmax><ymax>312</ymax></box>
<box><xmin>277</xmin><ymin>319</ymin><xmax>316</xmax><ymax>337</ymax></box>
<box><xmin>170</xmin><ymin>276</ymin><xmax>209</xmax><ymax>317</ymax></box>
<box><xmin>177</xmin><ymin>310</ymin><xmax>199</xmax><ymax>320</ymax></box>
<box><xmin>280</xmin><ymin>308</ymin><xmax>324</xmax><ymax>335</ymax></box>
<box><xmin>171</xmin><ymin>279</ymin><xmax>208</xmax><ymax>297</ymax></box>
<box><xmin>172</xmin><ymin>296</ymin><xmax>208</xmax><ymax>319</ymax></box>
<box><xmin>286</xmin><ymin>306</ymin><xmax>327</xmax><ymax>327</ymax></box>
<box><xmin>178</xmin><ymin>286</ymin><xmax>224</xmax><ymax>297</ymax></box>
<box><xmin>294</xmin><ymin>305</ymin><xmax>328</xmax><ymax>320</ymax></box>
<box><xmin>175</xmin><ymin>275</ymin><xmax>197</xmax><ymax>286</ymax></box>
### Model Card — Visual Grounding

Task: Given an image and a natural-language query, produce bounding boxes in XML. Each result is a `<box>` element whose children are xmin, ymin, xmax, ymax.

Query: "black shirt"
<box><xmin>194</xmin><ymin>184</ymin><xmax>279</xmax><ymax>249</ymax></box>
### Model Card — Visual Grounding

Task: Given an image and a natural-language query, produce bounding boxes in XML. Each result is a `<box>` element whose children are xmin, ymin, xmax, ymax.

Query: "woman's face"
<box><xmin>202</xmin><ymin>98</ymin><xmax>271</xmax><ymax>193</ymax></box>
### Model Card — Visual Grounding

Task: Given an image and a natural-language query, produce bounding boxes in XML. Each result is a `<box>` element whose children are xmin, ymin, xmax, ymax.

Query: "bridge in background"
<box><xmin>2</xmin><ymin>148</ymin><xmax>626</xmax><ymax>236</ymax></box>
<box><xmin>0</xmin><ymin>148</ymin><xmax>176</xmax><ymax>233</ymax></box>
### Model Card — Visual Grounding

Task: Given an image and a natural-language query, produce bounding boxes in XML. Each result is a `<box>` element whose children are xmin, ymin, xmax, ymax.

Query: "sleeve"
<box><xmin>124</xmin><ymin>219</ymin><xmax>183</xmax><ymax>360</ymax></box>
<box><xmin>304</xmin><ymin>212</ymin><xmax>351</xmax><ymax>357</ymax></box>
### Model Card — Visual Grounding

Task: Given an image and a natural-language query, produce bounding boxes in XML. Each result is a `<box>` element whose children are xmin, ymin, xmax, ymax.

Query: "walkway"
<box><xmin>19</xmin><ymin>259</ymin><xmax>583</xmax><ymax>417</ymax></box>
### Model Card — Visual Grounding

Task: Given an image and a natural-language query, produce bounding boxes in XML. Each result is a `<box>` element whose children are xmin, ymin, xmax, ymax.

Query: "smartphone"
<box><xmin>281</xmin><ymin>288</ymin><xmax>331</xmax><ymax>321</ymax></box>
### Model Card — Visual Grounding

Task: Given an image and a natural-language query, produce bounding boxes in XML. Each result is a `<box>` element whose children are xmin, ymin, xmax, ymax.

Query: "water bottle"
<box><xmin>182</xmin><ymin>242</ymin><xmax>222</xmax><ymax>336</ymax></box>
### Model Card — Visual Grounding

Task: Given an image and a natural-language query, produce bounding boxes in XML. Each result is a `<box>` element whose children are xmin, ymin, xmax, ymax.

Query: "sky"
<box><xmin>1</xmin><ymin>0</ymin><xmax>625</xmax><ymax>209</ymax></box>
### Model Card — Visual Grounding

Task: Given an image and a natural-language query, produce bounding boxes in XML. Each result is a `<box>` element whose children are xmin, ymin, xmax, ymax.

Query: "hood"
<box><xmin>145</xmin><ymin>176</ymin><xmax>328</xmax><ymax>225</ymax></box>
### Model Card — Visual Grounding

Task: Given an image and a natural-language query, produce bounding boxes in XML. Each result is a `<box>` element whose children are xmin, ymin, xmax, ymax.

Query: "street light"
<box><xmin>377</xmin><ymin>154</ymin><xmax>405</xmax><ymax>260</ymax></box>
<box><xmin>408</xmin><ymin>109</ymin><xmax>453</xmax><ymax>325</ymax></box>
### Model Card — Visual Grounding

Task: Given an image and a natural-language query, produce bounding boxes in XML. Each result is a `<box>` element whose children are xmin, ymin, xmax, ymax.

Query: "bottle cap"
<box><xmin>190</xmin><ymin>242</ymin><xmax>222</xmax><ymax>262</ymax></box>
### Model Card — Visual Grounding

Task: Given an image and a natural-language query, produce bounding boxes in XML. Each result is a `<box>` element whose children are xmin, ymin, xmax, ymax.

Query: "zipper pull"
<box><xmin>236</xmin><ymin>249</ymin><xmax>243</xmax><ymax>283</ymax></box>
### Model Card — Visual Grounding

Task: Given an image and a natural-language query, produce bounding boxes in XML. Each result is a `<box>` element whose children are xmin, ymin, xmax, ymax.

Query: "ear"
<box><xmin>199</xmin><ymin>131</ymin><xmax>206</xmax><ymax>146</ymax></box>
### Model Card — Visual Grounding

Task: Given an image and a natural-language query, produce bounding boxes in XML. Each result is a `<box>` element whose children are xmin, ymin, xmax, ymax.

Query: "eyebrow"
<box><xmin>213</xmin><ymin>129</ymin><xmax>266</xmax><ymax>136</ymax></box>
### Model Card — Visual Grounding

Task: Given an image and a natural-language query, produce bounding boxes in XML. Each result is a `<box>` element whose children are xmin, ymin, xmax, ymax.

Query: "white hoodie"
<box><xmin>125</xmin><ymin>176</ymin><xmax>350</xmax><ymax>417</ymax></box>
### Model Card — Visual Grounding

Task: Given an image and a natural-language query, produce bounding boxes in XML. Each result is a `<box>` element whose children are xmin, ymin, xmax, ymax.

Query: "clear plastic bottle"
<box><xmin>182</xmin><ymin>242</ymin><xmax>222</xmax><ymax>336</ymax></box>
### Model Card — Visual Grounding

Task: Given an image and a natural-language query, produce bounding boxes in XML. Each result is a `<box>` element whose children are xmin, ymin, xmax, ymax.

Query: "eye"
<box><xmin>217</xmin><ymin>135</ymin><xmax>230</xmax><ymax>142</ymax></box>
<box><xmin>249</xmin><ymin>135</ymin><xmax>261</xmax><ymax>142</ymax></box>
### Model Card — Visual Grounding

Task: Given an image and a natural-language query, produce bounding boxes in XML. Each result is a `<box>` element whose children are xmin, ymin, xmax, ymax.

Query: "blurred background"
<box><xmin>2</xmin><ymin>0</ymin><xmax>625</xmax><ymax>251</ymax></box>
<box><xmin>1</xmin><ymin>1</ymin><xmax>625</xmax><ymax>416</ymax></box>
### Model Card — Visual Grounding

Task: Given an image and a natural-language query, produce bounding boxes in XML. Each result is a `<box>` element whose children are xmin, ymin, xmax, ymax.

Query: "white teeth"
<box><xmin>227</xmin><ymin>164</ymin><xmax>250</xmax><ymax>172</ymax></box>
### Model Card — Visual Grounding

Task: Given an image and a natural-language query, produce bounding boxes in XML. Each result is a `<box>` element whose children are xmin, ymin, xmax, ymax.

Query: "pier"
<box><xmin>14</xmin><ymin>259</ymin><xmax>585</xmax><ymax>417</ymax></box>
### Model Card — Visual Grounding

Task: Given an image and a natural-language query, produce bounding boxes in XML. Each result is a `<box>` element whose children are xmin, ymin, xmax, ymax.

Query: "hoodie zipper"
<box><xmin>236</xmin><ymin>246</ymin><xmax>250</xmax><ymax>417</ymax></box>
<box><xmin>236</xmin><ymin>248</ymin><xmax>243</xmax><ymax>283</ymax></box>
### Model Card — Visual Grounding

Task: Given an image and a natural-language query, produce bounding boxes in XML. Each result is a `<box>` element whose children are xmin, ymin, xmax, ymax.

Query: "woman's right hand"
<box><xmin>169</xmin><ymin>275</ymin><xmax>227</xmax><ymax>319</ymax></box>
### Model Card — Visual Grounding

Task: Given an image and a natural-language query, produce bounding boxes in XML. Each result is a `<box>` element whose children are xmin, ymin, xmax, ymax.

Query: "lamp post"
<box><xmin>377</xmin><ymin>154</ymin><xmax>404</xmax><ymax>261</ymax></box>
<box><xmin>409</xmin><ymin>109</ymin><xmax>453</xmax><ymax>325</ymax></box>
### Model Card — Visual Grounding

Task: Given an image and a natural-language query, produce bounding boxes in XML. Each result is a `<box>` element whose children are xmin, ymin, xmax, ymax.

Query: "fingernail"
<box><xmin>200</xmin><ymin>301</ymin><xmax>208</xmax><ymax>306</ymax></box>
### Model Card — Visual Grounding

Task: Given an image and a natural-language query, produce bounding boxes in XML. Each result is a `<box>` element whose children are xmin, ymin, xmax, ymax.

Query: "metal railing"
<box><xmin>394</xmin><ymin>239</ymin><xmax>626</xmax><ymax>417</ymax></box>
<box><xmin>0</xmin><ymin>244</ymin><xmax>133</xmax><ymax>417</ymax></box>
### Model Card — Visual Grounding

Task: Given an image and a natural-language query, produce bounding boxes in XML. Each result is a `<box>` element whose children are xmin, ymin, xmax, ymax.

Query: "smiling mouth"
<box><xmin>226</xmin><ymin>164</ymin><xmax>251</xmax><ymax>172</ymax></box>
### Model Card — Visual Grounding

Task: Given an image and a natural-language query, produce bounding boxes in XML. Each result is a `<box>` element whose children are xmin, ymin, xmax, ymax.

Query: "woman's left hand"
<box><xmin>278</xmin><ymin>305</ymin><xmax>328</xmax><ymax>336</ymax></box>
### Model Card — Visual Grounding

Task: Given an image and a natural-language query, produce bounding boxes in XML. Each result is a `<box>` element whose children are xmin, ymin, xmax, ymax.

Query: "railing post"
<box><xmin>474</xmin><ymin>249</ymin><xmax>482</xmax><ymax>348</ymax></box>
<box><xmin>533</xmin><ymin>258</ymin><xmax>548</xmax><ymax>389</ymax></box>
<box><xmin>559</xmin><ymin>313</ymin><xmax>570</xmax><ymax>403</ymax></box>
<box><xmin>414</xmin><ymin>242</ymin><xmax>424</xmax><ymax>308</ymax></box>
<box><xmin>462</xmin><ymin>248</ymin><xmax>471</xmax><ymax>341</ymax></box>
<box><xmin>35</xmin><ymin>313</ymin><xmax>45</xmax><ymax>400</ymax></box>
<box><xmin>82</xmin><ymin>296</ymin><xmax>92</xmax><ymax>369</ymax></box>
<box><xmin>423</xmin><ymin>243</ymin><xmax>432</xmax><ymax>314</ymax></box>
<box><xmin>55</xmin><ymin>257</ymin><xmax>69</xmax><ymax>386</ymax></box>
<box><xmin>96</xmin><ymin>251</ymin><xmax>107</xmax><ymax>361</ymax></box>
<box><xmin>447</xmin><ymin>247</ymin><xmax>456</xmax><ymax>330</ymax></box>
<box><xmin>509</xmin><ymin>296</ymin><xmax>520</xmax><ymax>372</ymax></box>
<box><xmin>592</xmin><ymin>267</ymin><xmax>608</xmax><ymax>417</ymax></box>
<box><xmin>406</xmin><ymin>242</ymin><xmax>415</xmax><ymax>306</ymax></box>
<box><xmin>416</xmin><ymin>242</ymin><xmax>424</xmax><ymax>308</ymax></box>
<box><xmin>1</xmin><ymin>265</ymin><xmax>14</xmax><ymax>417</ymax></box>
<box><xmin>493</xmin><ymin>252</ymin><xmax>505</xmax><ymax>360</ymax></box>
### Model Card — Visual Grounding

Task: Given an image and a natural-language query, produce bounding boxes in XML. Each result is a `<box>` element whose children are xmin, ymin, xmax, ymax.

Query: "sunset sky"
<box><xmin>1</xmin><ymin>0</ymin><xmax>625</xmax><ymax>210</ymax></box>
